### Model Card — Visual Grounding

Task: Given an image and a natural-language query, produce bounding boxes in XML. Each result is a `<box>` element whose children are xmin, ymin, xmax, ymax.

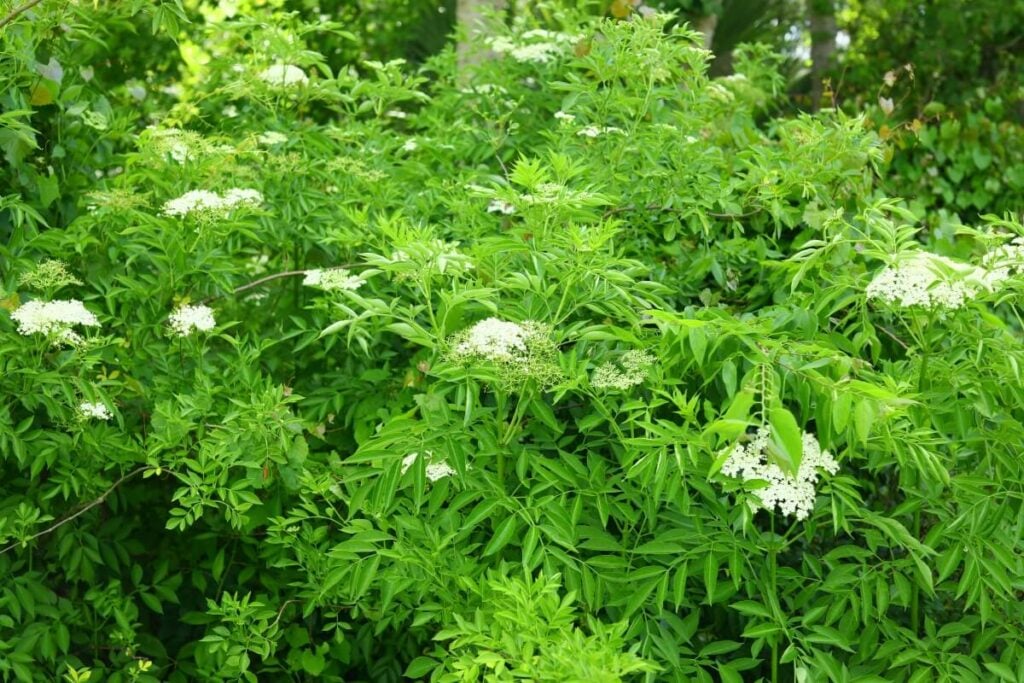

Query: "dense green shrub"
<box><xmin>1</xmin><ymin>3</ymin><xmax>1023</xmax><ymax>682</ymax></box>
<box><xmin>871</xmin><ymin>94</ymin><xmax>1024</xmax><ymax>225</ymax></box>
<box><xmin>833</xmin><ymin>0</ymin><xmax>1024</xmax><ymax>223</ymax></box>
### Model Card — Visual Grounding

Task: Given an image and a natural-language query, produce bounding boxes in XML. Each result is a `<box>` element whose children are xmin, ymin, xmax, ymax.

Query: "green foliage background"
<box><xmin>1</xmin><ymin>1</ymin><xmax>1023</xmax><ymax>682</ymax></box>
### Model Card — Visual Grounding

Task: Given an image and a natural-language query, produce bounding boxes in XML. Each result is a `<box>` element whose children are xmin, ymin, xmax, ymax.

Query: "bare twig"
<box><xmin>271</xmin><ymin>599</ymin><xmax>300</xmax><ymax>628</ymax></box>
<box><xmin>602</xmin><ymin>202</ymin><xmax>758</xmax><ymax>220</ymax></box>
<box><xmin>0</xmin><ymin>0</ymin><xmax>47</xmax><ymax>30</ymax></box>
<box><xmin>217</xmin><ymin>269</ymin><xmax>309</xmax><ymax>300</ymax></box>
<box><xmin>0</xmin><ymin>466</ymin><xmax>148</xmax><ymax>556</ymax></box>
<box><xmin>878</xmin><ymin>325</ymin><xmax>910</xmax><ymax>350</ymax></box>
<box><xmin>201</xmin><ymin>264</ymin><xmax>357</xmax><ymax>304</ymax></box>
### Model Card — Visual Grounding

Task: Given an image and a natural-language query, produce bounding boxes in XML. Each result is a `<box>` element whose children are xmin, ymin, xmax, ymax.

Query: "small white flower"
<box><xmin>577</xmin><ymin>125</ymin><xmax>624</xmax><ymax>138</ymax></box>
<box><xmin>222</xmin><ymin>104</ymin><xmax>239</xmax><ymax>118</ymax></box>
<box><xmin>302</xmin><ymin>268</ymin><xmax>363</xmax><ymax>291</ymax></box>
<box><xmin>386</xmin><ymin>109</ymin><xmax>408</xmax><ymax>119</ymax></box>
<box><xmin>402</xmin><ymin>139</ymin><xmax>418</xmax><ymax>152</ymax></box>
<box><xmin>79</xmin><ymin>401</ymin><xmax>111</xmax><ymax>421</ymax></box>
<box><xmin>554</xmin><ymin>110</ymin><xmax>576</xmax><ymax>123</ymax></box>
<box><xmin>127</xmin><ymin>82</ymin><xmax>147</xmax><ymax>101</ymax></box>
<box><xmin>168</xmin><ymin>304</ymin><xmax>216</xmax><ymax>337</ymax></box>
<box><xmin>159</xmin><ymin>84</ymin><xmax>183</xmax><ymax>99</ymax></box>
<box><xmin>400</xmin><ymin>451</ymin><xmax>456</xmax><ymax>482</ymax></box>
<box><xmin>487</xmin><ymin>199</ymin><xmax>516</xmax><ymax>215</ymax></box>
<box><xmin>257</xmin><ymin>131</ymin><xmax>288</xmax><ymax>145</ymax></box>
<box><xmin>11</xmin><ymin>299</ymin><xmax>99</xmax><ymax>345</ymax></box>
<box><xmin>460</xmin><ymin>83</ymin><xmax>507</xmax><ymax>95</ymax></box>
<box><xmin>258</xmin><ymin>63</ymin><xmax>309</xmax><ymax>88</ymax></box>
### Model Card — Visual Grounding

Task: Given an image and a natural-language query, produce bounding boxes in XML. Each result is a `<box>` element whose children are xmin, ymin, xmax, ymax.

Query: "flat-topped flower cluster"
<box><xmin>162</xmin><ymin>188</ymin><xmax>263</xmax><ymax>218</ymax></box>
<box><xmin>447</xmin><ymin>318</ymin><xmax>561</xmax><ymax>386</ymax></box>
<box><xmin>303</xmin><ymin>268</ymin><xmax>364</xmax><ymax>292</ymax></box>
<box><xmin>866</xmin><ymin>240</ymin><xmax>1024</xmax><ymax>311</ymax></box>
<box><xmin>866</xmin><ymin>252</ymin><xmax>992</xmax><ymax>310</ymax></box>
<box><xmin>169</xmin><ymin>304</ymin><xmax>216</xmax><ymax>337</ymax></box>
<box><xmin>79</xmin><ymin>401</ymin><xmax>112</xmax><ymax>421</ymax></box>
<box><xmin>721</xmin><ymin>428</ymin><xmax>839</xmax><ymax>520</ymax></box>
<box><xmin>11</xmin><ymin>299</ymin><xmax>100</xmax><ymax>346</ymax></box>
<box><xmin>486</xmin><ymin>29</ymin><xmax>579</xmax><ymax>64</ymax></box>
<box><xmin>258</xmin><ymin>63</ymin><xmax>309</xmax><ymax>88</ymax></box>
<box><xmin>591</xmin><ymin>350</ymin><xmax>656</xmax><ymax>390</ymax></box>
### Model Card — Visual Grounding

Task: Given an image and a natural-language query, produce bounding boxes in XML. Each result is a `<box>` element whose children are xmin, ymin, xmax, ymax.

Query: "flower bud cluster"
<box><xmin>447</xmin><ymin>318</ymin><xmax>562</xmax><ymax>387</ymax></box>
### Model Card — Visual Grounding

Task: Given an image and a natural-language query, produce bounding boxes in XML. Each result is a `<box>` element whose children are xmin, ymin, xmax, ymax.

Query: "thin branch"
<box><xmin>201</xmin><ymin>263</ymin><xmax>357</xmax><ymax>304</ymax></box>
<box><xmin>602</xmin><ymin>202</ymin><xmax>758</xmax><ymax>220</ymax></box>
<box><xmin>271</xmin><ymin>599</ymin><xmax>300</xmax><ymax>629</ymax></box>
<box><xmin>0</xmin><ymin>0</ymin><xmax>47</xmax><ymax>30</ymax></box>
<box><xmin>0</xmin><ymin>466</ymin><xmax>148</xmax><ymax>556</ymax></box>
<box><xmin>215</xmin><ymin>269</ymin><xmax>308</xmax><ymax>301</ymax></box>
<box><xmin>878</xmin><ymin>324</ymin><xmax>910</xmax><ymax>350</ymax></box>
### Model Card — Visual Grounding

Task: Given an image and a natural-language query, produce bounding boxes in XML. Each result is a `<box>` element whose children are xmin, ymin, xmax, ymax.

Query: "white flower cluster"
<box><xmin>981</xmin><ymin>237</ymin><xmax>1024</xmax><ymax>286</ymax></box>
<box><xmin>79</xmin><ymin>401</ymin><xmax>112</xmax><ymax>421</ymax></box>
<box><xmin>258</xmin><ymin>63</ymin><xmax>309</xmax><ymax>88</ymax></box>
<box><xmin>169</xmin><ymin>304</ymin><xmax>216</xmax><ymax>337</ymax></box>
<box><xmin>10</xmin><ymin>299</ymin><xmax>100</xmax><ymax>346</ymax></box>
<box><xmin>866</xmin><ymin>252</ymin><xmax>993</xmax><ymax>310</ymax></box>
<box><xmin>453</xmin><ymin>318</ymin><xmax>534</xmax><ymax>360</ymax></box>
<box><xmin>400</xmin><ymin>451</ymin><xmax>456</xmax><ymax>482</ymax></box>
<box><xmin>486</xmin><ymin>29</ymin><xmax>578</xmax><ymax>64</ymax></box>
<box><xmin>577</xmin><ymin>125</ymin><xmax>624</xmax><ymax>138</ymax></box>
<box><xmin>302</xmin><ymin>268</ymin><xmax>363</xmax><ymax>291</ymax></box>
<box><xmin>721</xmin><ymin>428</ymin><xmax>839</xmax><ymax>520</ymax></box>
<box><xmin>487</xmin><ymin>199</ymin><xmax>516</xmax><ymax>215</ymax></box>
<box><xmin>447</xmin><ymin>318</ymin><xmax>561</xmax><ymax>386</ymax></box>
<box><xmin>591</xmin><ymin>350</ymin><xmax>656</xmax><ymax>390</ymax></box>
<box><xmin>402</xmin><ymin>139</ymin><xmax>418</xmax><ymax>152</ymax></box>
<box><xmin>257</xmin><ymin>131</ymin><xmax>288</xmax><ymax>146</ymax></box>
<box><xmin>162</xmin><ymin>188</ymin><xmax>263</xmax><ymax>218</ymax></box>
<box><xmin>460</xmin><ymin>83</ymin><xmax>508</xmax><ymax>96</ymax></box>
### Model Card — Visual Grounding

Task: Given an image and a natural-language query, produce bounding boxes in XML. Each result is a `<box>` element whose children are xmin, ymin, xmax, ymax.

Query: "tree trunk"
<box><xmin>809</xmin><ymin>0</ymin><xmax>837</xmax><ymax>110</ymax></box>
<box><xmin>695</xmin><ymin>14</ymin><xmax>718</xmax><ymax>51</ymax></box>
<box><xmin>456</xmin><ymin>0</ymin><xmax>508</xmax><ymax>71</ymax></box>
